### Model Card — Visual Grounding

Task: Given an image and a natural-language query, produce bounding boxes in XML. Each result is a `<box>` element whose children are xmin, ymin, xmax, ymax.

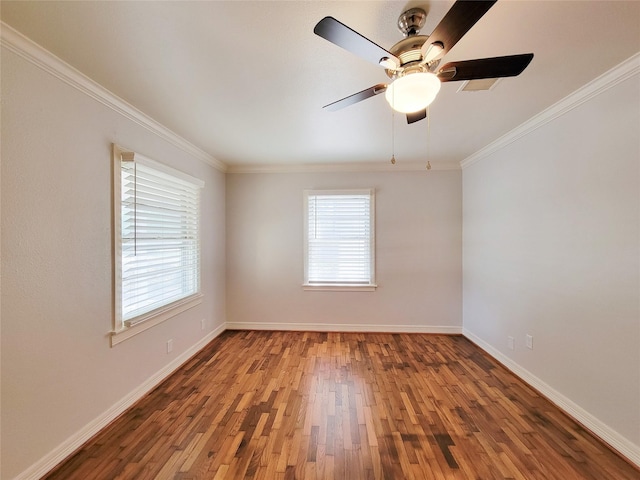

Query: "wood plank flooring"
<box><xmin>44</xmin><ymin>331</ymin><xmax>639</xmax><ymax>479</ymax></box>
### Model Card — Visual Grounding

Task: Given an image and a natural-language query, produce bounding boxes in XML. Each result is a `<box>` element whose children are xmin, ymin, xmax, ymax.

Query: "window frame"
<box><xmin>303</xmin><ymin>188</ymin><xmax>377</xmax><ymax>292</ymax></box>
<box><xmin>111</xmin><ymin>144</ymin><xmax>203</xmax><ymax>346</ymax></box>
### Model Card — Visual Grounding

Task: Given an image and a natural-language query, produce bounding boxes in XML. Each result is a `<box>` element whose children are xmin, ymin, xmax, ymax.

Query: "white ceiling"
<box><xmin>2</xmin><ymin>1</ymin><xmax>639</xmax><ymax>169</ymax></box>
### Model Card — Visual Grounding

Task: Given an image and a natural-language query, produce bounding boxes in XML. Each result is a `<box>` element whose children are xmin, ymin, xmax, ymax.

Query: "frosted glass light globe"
<box><xmin>385</xmin><ymin>72</ymin><xmax>441</xmax><ymax>113</ymax></box>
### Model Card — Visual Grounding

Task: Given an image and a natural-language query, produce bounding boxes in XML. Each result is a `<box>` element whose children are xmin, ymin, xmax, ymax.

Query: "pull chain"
<box><xmin>390</xmin><ymin>89</ymin><xmax>396</xmax><ymax>165</ymax></box>
<box><xmin>426</xmin><ymin>106</ymin><xmax>431</xmax><ymax>170</ymax></box>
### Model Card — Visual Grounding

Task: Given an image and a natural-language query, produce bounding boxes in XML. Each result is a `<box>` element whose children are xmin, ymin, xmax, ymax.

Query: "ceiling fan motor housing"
<box><xmin>386</xmin><ymin>8</ymin><xmax>441</xmax><ymax>80</ymax></box>
<box><xmin>385</xmin><ymin>35</ymin><xmax>434</xmax><ymax>79</ymax></box>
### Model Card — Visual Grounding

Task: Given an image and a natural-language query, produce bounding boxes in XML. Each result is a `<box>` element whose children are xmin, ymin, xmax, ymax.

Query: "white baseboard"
<box><xmin>463</xmin><ymin>328</ymin><xmax>640</xmax><ymax>468</ymax></box>
<box><xmin>226</xmin><ymin>321</ymin><xmax>463</xmax><ymax>335</ymax></box>
<box><xmin>22</xmin><ymin>324</ymin><xmax>635</xmax><ymax>479</ymax></box>
<box><xmin>15</xmin><ymin>322</ymin><xmax>459</xmax><ymax>479</ymax></box>
<box><xmin>14</xmin><ymin>323</ymin><xmax>226</xmax><ymax>480</ymax></box>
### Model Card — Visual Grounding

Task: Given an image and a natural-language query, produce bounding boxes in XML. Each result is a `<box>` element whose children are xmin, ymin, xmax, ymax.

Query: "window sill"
<box><xmin>110</xmin><ymin>293</ymin><xmax>203</xmax><ymax>346</ymax></box>
<box><xmin>302</xmin><ymin>284</ymin><xmax>377</xmax><ymax>292</ymax></box>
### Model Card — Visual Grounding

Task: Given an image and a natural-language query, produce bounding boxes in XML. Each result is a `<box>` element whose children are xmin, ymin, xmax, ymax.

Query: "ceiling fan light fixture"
<box><xmin>422</xmin><ymin>42</ymin><xmax>445</xmax><ymax>64</ymax></box>
<box><xmin>385</xmin><ymin>72</ymin><xmax>441</xmax><ymax>113</ymax></box>
<box><xmin>379</xmin><ymin>56</ymin><xmax>399</xmax><ymax>70</ymax></box>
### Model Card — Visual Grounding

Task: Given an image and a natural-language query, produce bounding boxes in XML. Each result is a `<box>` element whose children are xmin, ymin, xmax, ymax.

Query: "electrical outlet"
<box><xmin>526</xmin><ymin>334</ymin><xmax>533</xmax><ymax>349</ymax></box>
<box><xmin>508</xmin><ymin>336</ymin><xmax>515</xmax><ymax>350</ymax></box>
<box><xmin>167</xmin><ymin>339</ymin><xmax>173</xmax><ymax>353</ymax></box>
<box><xmin>201</xmin><ymin>319</ymin><xmax>205</xmax><ymax>331</ymax></box>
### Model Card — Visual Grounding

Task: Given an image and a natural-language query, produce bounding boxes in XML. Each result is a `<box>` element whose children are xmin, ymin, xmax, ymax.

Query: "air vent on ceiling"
<box><xmin>457</xmin><ymin>78</ymin><xmax>501</xmax><ymax>92</ymax></box>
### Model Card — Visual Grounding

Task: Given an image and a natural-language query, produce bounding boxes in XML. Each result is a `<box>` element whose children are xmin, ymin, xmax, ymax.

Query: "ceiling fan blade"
<box><xmin>406</xmin><ymin>109</ymin><xmax>427</xmax><ymax>124</ymax></box>
<box><xmin>437</xmin><ymin>54</ymin><xmax>534</xmax><ymax>82</ymax></box>
<box><xmin>323</xmin><ymin>84</ymin><xmax>387</xmax><ymax>111</ymax></box>
<box><xmin>314</xmin><ymin>17</ymin><xmax>401</xmax><ymax>69</ymax></box>
<box><xmin>422</xmin><ymin>0</ymin><xmax>496</xmax><ymax>58</ymax></box>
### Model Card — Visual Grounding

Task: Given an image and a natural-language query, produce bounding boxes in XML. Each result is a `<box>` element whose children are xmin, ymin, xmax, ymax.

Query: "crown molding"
<box><xmin>227</xmin><ymin>160</ymin><xmax>460</xmax><ymax>174</ymax></box>
<box><xmin>1</xmin><ymin>21</ymin><xmax>227</xmax><ymax>173</ymax></box>
<box><xmin>460</xmin><ymin>52</ymin><xmax>640</xmax><ymax>170</ymax></box>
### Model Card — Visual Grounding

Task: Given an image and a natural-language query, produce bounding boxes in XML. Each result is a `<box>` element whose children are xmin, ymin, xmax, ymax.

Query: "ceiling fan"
<box><xmin>314</xmin><ymin>0</ymin><xmax>533</xmax><ymax>124</ymax></box>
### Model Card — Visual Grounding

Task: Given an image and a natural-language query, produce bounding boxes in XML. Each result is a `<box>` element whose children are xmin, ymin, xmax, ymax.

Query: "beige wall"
<box><xmin>3</xmin><ymin>23</ymin><xmax>638</xmax><ymax>479</ymax></box>
<box><xmin>226</xmin><ymin>170</ymin><xmax>463</xmax><ymax>331</ymax></box>
<box><xmin>462</xmin><ymin>73</ymin><xmax>640</xmax><ymax>453</ymax></box>
<box><xmin>1</xmin><ymin>49</ymin><xmax>226</xmax><ymax>479</ymax></box>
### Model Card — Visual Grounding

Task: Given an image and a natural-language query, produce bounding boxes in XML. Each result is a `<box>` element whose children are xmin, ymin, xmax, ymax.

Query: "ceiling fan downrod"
<box><xmin>397</xmin><ymin>8</ymin><xmax>427</xmax><ymax>37</ymax></box>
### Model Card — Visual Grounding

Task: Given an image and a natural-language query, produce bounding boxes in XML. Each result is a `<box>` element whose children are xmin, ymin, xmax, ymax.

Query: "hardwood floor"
<box><xmin>45</xmin><ymin>331</ymin><xmax>639</xmax><ymax>479</ymax></box>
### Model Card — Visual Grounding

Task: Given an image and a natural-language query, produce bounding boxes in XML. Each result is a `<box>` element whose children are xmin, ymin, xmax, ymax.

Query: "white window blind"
<box><xmin>118</xmin><ymin>152</ymin><xmax>203</xmax><ymax>325</ymax></box>
<box><xmin>304</xmin><ymin>189</ymin><xmax>375</xmax><ymax>286</ymax></box>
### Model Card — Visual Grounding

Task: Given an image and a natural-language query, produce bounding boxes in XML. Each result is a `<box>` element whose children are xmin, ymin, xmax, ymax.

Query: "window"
<box><xmin>112</xmin><ymin>145</ymin><xmax>203</xmax><ymax>344</ymax></box>
<box><xmin>303</xmin><ymin>189</ymin><xmax>376</xmax><ymax>291</ymax></box>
